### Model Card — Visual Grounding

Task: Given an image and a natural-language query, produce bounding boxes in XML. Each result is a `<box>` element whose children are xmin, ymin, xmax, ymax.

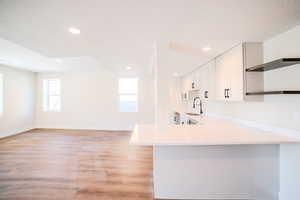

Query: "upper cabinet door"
<box><xmin>215</xmin><ymin>44</ymin><xmax>244</xmax><ymax>101</ymax></box>
<box><xmin>208</xmin><ymin>60</ymin><xmax>216</xmax><ymax>100</ymax></box>
<box><xmin>182</xmin><ymin>76</ymin><xmax>191</xmax><ymax>91</ymax></box>
<box><xmin>215</xmin><ymin>43</ymin><xmax>263</xmax><ymax>102</ymax></box>
<box><xmin>193</xmin><ymin>69</ymin><xmax>201</xmax><ymax>91</ymax></box>
<box><xmin>182</xmin><ymin>72</ymin><xmax>200</xmax><ymax>91</ymax></box>
<box><xmin>226</xmin><ymin>44</ymin><xmax>244</xmax><ymax>101</ymax></box>
<box><xmin>199</xmin><ymin>61</ymin><xmax>213</xmax><ymax>100</ymax></box>
<box><xmin>189</xmin><ymin>71</ymin><xmax>200</xmax><ymax>91</ymax></box>
<box><xmin>215</xmin><ymin>53</ymin><xmax>228</xmax><ymax>101</ymax></box>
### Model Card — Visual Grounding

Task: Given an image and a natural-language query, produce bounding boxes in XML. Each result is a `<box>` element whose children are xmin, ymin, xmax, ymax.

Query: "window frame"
<box><xmin>119</xmin><ymin>78</ymin><xmax>138</xmax><ymax>113</ymax></box>
<box><xmin>43</xmin><ymin>79</ymin><xmax>61</xmax><ymax>112</ymax></box>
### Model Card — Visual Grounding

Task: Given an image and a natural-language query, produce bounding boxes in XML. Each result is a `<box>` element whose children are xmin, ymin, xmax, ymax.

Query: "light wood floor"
<box><xmin>0</xmin><ymin>129</ymin><xmax>153</xmax><ymax>200</ymax></box>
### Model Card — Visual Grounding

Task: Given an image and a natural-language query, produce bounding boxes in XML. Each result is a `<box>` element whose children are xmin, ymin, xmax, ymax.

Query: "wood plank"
<box><xmin>0</xmin><ymin>129</ymin><xmax>155</xmax><ymax>200</ymax></box>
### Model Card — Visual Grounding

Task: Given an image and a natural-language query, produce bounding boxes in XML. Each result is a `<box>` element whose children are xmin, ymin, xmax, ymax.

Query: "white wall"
<box><xmin>35</xmin><ymin>66</ymin><xmax>154</xmax><ymax>130</ymax></box>
<box><xmin>0</xmin><ymin>64</ymin><xmax>36</xmax><ymax>138</ymax></box>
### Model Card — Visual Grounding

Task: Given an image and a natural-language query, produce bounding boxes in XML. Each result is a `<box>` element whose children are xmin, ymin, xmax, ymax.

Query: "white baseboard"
<box><xmin>0</xmin><ymin>127</ymin><xmax>34</xmax><ymax>139</ymax></box>
<box><xmin>34</xmin><ymin>126</ymin><xmax>132</xmax><ymax>131</ymax></box>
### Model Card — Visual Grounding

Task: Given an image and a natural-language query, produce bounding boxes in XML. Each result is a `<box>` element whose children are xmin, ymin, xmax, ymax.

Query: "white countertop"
<box><xmin>130</xmin><ymin>117</ymin><xmax>300</xmax><ymax>146</ymax></box>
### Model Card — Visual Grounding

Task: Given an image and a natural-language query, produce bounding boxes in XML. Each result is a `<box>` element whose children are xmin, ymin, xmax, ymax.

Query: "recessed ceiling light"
<box><xmin>69</xmin><ymin>27</ymin><xmax>80</xmax><ymax>35</ymax></box>
<box><xmin>173</xmin><ymin>72</ymin><xmax>179</xmax><ymax>77</ymax></box>
<box><xmin>55</xmin><ymin>58</ymin><xmax>62</xmax><ymax>64</ymax></box>
<box><xmin>202</xmin><ymin>46</ymin><xmax>211</xmax><ymax>52</ymax></box>
<box><xmin>126</xmin><ymin>66</ymin><xmax>132</xmax><ymax>70</ymax></box>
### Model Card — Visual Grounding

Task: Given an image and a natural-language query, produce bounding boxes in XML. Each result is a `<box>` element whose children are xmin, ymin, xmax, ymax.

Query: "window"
<box><xmin>43</xmin><ymin>79</ymin><xmax>61</xmax><ymax>112</ymax></box>
<box><xmin>0</xmin><ymin>74</ymin><xmax>3</xmax><ymax>116</ymax></box>
<box><xmin>119</xmin><ymin>78</ymin><xmax>138</xmax><ymax>112</ymax></box>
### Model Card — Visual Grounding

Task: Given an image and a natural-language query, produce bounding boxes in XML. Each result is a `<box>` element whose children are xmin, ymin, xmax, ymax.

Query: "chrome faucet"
<box><xmin>193</xmin><ymin>97</ymin><xmax>203</xmax><ymax>115</ymax></box>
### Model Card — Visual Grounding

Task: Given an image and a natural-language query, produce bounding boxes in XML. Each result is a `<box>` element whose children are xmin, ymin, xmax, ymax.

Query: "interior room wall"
<box><xmin>207</xmin><ymin>25</ymin><xmax>300</xmax><ymax>131</ymax></box>
<box><xmin>35</xmin><ymin>65</ymin><xmax>155</xmax><ymax>131</ymax></box>
<box><xmin>0</xmin><ymin>64</ymin><xmax>36</xmax><ymax>138</ymax></box>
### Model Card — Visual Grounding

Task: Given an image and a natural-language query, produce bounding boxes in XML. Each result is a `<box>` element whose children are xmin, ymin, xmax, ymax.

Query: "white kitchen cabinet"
<box><xmin>181</xmin><ymin>60</ymin><xmax>215</xmax><ymax>101</ymax></box>
<box><xmin>181</xmin><ymin>91</ymin><xmax>189</xmax><ymax>101</ymax></box>
<box><xmin>215</xmin><ymin>44</ymin><xmax>243</xmax><ymax>101</ymax></box>
<box><xmin>181</xmin><ymin>77</ymin><xmax>189</xmax><ymax>101</ymax></box>
<box><xmin>180</xmin><ymin>43</ymin><xmax>262</xmax><ymax>103</ymax></box>
<box><xmin>215</xmin><ymin>43</ymin><xmax>263</xmax><ymax>101</ymax></box>
<box><xmin>191</xmin><ymin>70</ymin><xmax>201</xmax><ymax>91</ymax></box>
<box><xmin>182</xmin><ymin>76</ymin><xmax>190</xmax><ymax>91</ymax></box>
<box><xmin>198</xmin><ymin>60</ymin><xmax>215</xmax><ymax>100</ymax></box>
<box><xmin>181</xmin><ymin>73</ymin><xmax>200</xmax><ymax>92</ymax></box>
<box><xmin>180</xmin><ymin>71</ymin><xmax>201</xmax><ymax>102</ymax></box>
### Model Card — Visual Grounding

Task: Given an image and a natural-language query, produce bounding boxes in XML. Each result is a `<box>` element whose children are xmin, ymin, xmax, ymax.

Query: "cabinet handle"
<box><xmin>224</xmin><ymin>89</ymin><xmax>230</xmax><ymax>98</ymax></box>
<box><xmin>205</xmin><ymin>91</ymin><xmax>208</xmax><ymax>98</ymax></box>
<box><xmin>192</xmin><ymin>82</ymin><xmax>195</xmax><ymax>89</ymax></box>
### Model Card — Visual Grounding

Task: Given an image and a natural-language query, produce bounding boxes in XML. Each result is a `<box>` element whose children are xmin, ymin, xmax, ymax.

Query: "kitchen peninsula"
<box><xmin>130</xmin><ymin>116</ymin><xmax>300</xmax><ymax>200</ymax></box>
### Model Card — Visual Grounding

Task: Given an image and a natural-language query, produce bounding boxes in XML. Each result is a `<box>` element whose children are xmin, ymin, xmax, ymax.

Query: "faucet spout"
<box><xmin>199</xmin><ymin>100</ymin><xmax>203</xmax><ymax>115</ymax></box>
<box><xmin>193</xmin><ymin>97</ymin><xmax>203</xmax><ymax>115</ymax></box>
<box><xmin>193</xmin><ymin>97</ymin><xmax>200</xmax><ymax>108</ymax></box>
